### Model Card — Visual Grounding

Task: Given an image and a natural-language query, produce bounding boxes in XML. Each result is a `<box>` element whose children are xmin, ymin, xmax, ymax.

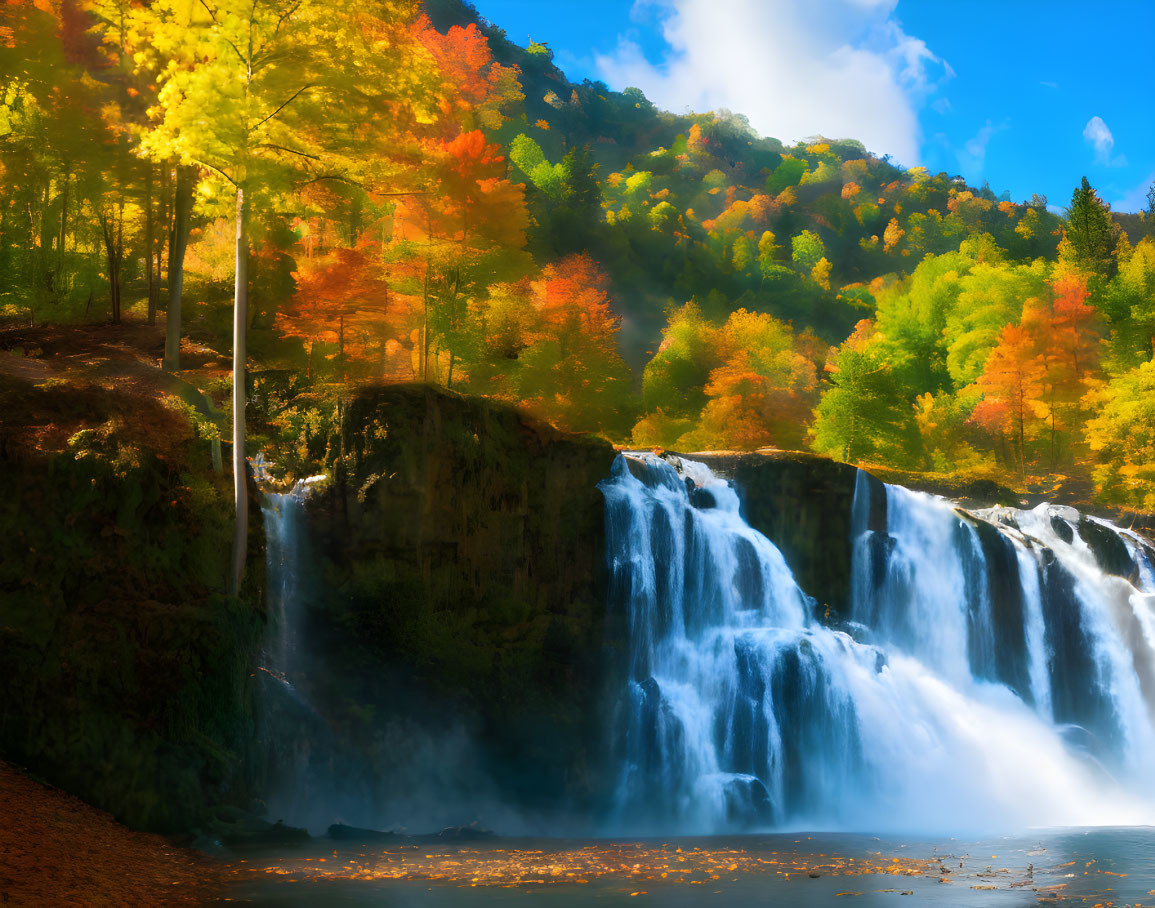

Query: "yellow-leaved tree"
<box><xmin>136</xmin><ymin>0</ymin><xmax>439</xmax><ymax>593</ymax></box>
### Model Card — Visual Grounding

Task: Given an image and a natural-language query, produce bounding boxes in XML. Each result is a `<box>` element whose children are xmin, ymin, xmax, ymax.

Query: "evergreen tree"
<box><xmin>1065</xmin><ymin>176</ymin><xmax>1118</xmax><ymax>278</ymax></box>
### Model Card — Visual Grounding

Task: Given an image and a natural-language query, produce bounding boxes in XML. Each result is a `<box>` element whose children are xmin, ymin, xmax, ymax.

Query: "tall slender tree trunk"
<box><xmin>146</xmin><ymin>167</ymin><xmax>157</xmax><ymax>325</ymax></box>
<box><xmin>37</xmin><ymin>183</ymin><xmax>51</xmax><ymax>304</ymax></box>
<box><xmin>1017</xmin><ymin>385</ymin><xmax>1026</xmax><ymax>476</ymax></box>
<box><xmin>230</xmin><ymin>186</ymin><xmax>249</xmax><ymax>596</ymax></box>
<box><xmin>1050</xmin><ymin>411</ymin><xmax>1056</xmax><ymax>471</ymax></box>
<box><xmin>165</xmin><ymin>166</ymin><xmax>194</xmax><ymax>372</ymax></box>
<box><xmin>57</xmin><ymin>168</ymin><xmax>69</xmax><ymax>294</ymax></box>
<box><xmin>421</xmin><ymin>263</ymin><xmax>430</xmax><ymax>382</ymax></box>
<box><xmin>100</xmin><ymin>208</ymin><xmax>123</xmax><ymax>324</ymax></box>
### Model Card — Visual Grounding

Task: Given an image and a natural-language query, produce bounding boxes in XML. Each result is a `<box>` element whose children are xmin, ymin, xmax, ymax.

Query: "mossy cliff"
<box><xmin>18</xmin><ymin>374</ymin><xmax>1136</xmax><ymax>835</ymax></box>
<box><xmin>296</xmin><ymin>384</ymin><xmax>618</xmax><ymax>820</ymax></box>
<box><xmin>0</xmin><ymin>373</ymin><xmax>265</xmax><ymax>833</ymax></box>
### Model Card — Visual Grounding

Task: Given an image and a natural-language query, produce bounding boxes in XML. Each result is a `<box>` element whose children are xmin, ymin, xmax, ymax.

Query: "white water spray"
<box><xmin>601</xmin><ymin>453</ymin><xmax>1155</xmax><ymax>835</ymax></box>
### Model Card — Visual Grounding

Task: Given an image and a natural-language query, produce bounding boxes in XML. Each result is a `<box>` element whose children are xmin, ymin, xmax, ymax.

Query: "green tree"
<box><xmin>810</xmin><ymin>322</ymin><xmax>920</xmax><ymax>464</ymax></box>
<box><xmin>872</xmin><ymin>252</ymin><xmax>973</xmax><ymax>396</ymax></box>
<box><xmin>509</xmin><ymin>134</ymin><xmax>564</xmax><ymax>199</ymax></box>
<box><xmin>943</xmin><ymin>260</ymin><xmax>1048</xmax><ymax>386</ymax></box>
<box><xmin>791</xmin><ymin>229</ymin><xmax>825</xmax><ymax>273</ymax></box>
<box><xmin>640</xmin><ymin>302</ymin><xmax>721</xmax><ymax>419</ymax></box>
<box><xmin>766</xmin><ymin>156</ymin><xmax>806</xmax><ymax>195</ymax></box>
<box><xmin>1064</xmin><ymin>176</ymin><xmax>1118</xmax><ymax>278</ymax></box>
<box><xmin>1099</xmin><ymin>237</ymin><xmax>1155</xmax><ymax>365</ymax></box>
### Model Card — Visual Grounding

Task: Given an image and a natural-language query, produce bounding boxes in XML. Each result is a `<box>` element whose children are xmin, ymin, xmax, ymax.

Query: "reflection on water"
<box><xmin>220</xmin><ymin>827</ymin><xmax>1155</xmax><ymax>906</ymax></box>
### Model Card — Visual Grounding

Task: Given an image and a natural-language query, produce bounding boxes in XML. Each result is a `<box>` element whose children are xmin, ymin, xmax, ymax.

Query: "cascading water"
<box><xmin>258</xmin><ymin>478</ymin><xmax>331</xmax><ymax>829</ymax></box>
<box><xmin>601</xmin><ymin>452</ymin><xmax>1155</xmax><ymax>835</ymax></box>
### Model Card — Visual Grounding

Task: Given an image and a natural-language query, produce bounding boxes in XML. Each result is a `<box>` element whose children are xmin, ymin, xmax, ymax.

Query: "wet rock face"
<box><xmin>683</xmin><ymin>451</ymin><xmax>863</xmax><ymax>619</ymax></box>
<box><xmin>298</xmin><ymin>384</ymin><xmax>620</xmax><ymax>818</ymax></box>
<box><xmin>1078</xmin><ymin>516</ymin><xmax>1140</xmax><ymax>582</ymax></box>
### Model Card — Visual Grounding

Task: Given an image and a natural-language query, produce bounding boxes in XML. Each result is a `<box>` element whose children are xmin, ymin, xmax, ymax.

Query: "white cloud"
<box><xmin>594</xmin><ymin>0</ymin><xmax>951</xmax><ymax>166</ymax></box>
<box><xmin>1083</xmin><ymin>116</ymin><xmax>1127</xmax><ymax>167</ymax></box>
<box><xmin>1083</xmin><ymin>116</ymin><xmax>1113</xmax><ymax>157</ymax></box>
<box><xmin>957</xmin><ymin>119</ymin><xmax>1006</xmax><ymax>178</ymax></box>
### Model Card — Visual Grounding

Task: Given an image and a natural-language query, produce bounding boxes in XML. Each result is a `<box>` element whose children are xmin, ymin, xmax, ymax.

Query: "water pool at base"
<box><xmin>220</xmin><ymin>827</ymin><xmax>1155</xmax><ymax>906</ymax></box>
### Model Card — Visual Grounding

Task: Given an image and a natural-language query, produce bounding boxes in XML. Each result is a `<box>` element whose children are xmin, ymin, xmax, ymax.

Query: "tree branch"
<box><xmin>295</xmin><ymin>173</ymin><xmax>364</xmax><ymax>189</ymax></box>
<box><xmin>257</xmin><ymin>142</ymin><xmax>320</xmax><ymax>161</ymax></box>
<box><xmin>197</xmin><ymin>0</ymin><xmax>249</xmax><ymax>69</ymax></box>
<box><xmin>253</xmin><ymin>84</ymin><xmax>313</xmax><ymax>132</ymax></box>
<box><xmin>270</xmin><ymin>0</ymin><xmax>302</xmax><ymax>39</ymax></box>
<box><xmin>193</xmin><ymin>158</ymin><xmax>238</xmax><ymax>188</ymax></box>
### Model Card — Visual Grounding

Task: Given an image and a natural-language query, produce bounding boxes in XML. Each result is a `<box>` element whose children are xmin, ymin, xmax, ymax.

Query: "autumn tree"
<box><xmin>279</xmin><ymin>243</ymin><xmax>393</xmax><ymax>379</ymax></box>
<box><xmin>943</xmin><ymin>260</ymin><xmax>1048</xmax><ymax>386</ymax></box>
<box><xmin>0</xmin><ymin>0</ymin><xmax>133</xmax><ymax>322</ymax></box>
<box><xmin>1084</xmin><ymin>360</ymin><xmax>1155</xmax><ymax>509</ymax></box>
<box><xmin>968</xmin><ymin>321</ymin><xmax>1044</xmax><ymax>474</ymax></box>
<box><xmin>513</xmin><ymin>254</ymin><xmax>635</xmax><ymax>437</ymax></box>
<box><xmin>393</xmin><ymin>129</ymin><xmax>530</xmax><ymax>386</ymax></box>
<box><xmin>140</xmin><ymin>0</ymin><xmax>437</xmax><ymax>593</ymax></box>
<box><xmin>678</xmin><ymin>309</ymin><xmax>818</xmax><ymax>451</ymax></box>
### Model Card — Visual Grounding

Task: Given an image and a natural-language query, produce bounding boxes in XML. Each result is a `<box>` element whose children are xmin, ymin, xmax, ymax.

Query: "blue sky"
<box><xmin>473</xmin><ymin>0</ymin><xmax>1154</xmax><ymax>213</ymax></box>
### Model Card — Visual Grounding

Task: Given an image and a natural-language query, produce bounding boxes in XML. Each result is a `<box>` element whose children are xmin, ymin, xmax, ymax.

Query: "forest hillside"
<box><xmin>2</xmin><ymin>0</ymin><xmax>1154</xmax><ymax>511</ymax></box>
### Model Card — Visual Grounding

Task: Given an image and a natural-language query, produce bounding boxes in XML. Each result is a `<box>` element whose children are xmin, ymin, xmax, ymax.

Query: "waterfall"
<box><xmin>259</xmin><ymin>478</ymin><xmax>329</xmax><ymax>829</ymax></box>
<box><xmin>262</xmin><ymin>478</ymin><xmax>326</xmax><ymax>693</ymax></box>
<box><xmin>601</xmin><ymin>453</ymin><xmax>1155</xmax><ymax>835</ymax></box>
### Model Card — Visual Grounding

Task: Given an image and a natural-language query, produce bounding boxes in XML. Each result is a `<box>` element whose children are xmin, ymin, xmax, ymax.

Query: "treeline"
<box><xmin>2</xmin><ymin>0</ymin><xmax>1154</xmax><ymax>509</ymax></box>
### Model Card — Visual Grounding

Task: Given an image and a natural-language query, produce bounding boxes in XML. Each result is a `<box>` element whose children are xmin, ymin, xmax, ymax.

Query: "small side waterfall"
<box><xmin>258</xmin><ymin>478</ymin><xmax>527</xmax><ymax>835</ymax></box>
<box><xmin>258</xmin><ymin>479</ymin><xmax>330</xmax><ymax>829</ymax></box>
<box><xmin>264</xmin><ymin>484</ymin><xmax>307</xmax><ymax>684</ymax></box>
<box><xmin>602</xmin><ymin>453</ymin><xmax>1155</xmax><ymax>834</ymax></box>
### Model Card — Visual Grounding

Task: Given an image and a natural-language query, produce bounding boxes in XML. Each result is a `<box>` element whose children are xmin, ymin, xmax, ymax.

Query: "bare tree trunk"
<box><xmin>99</xmin><ymin>208</ymin><xmax>123</xmax><ymax>324</ymax></box>
<box><xmin>37</xmin><ymin>183</ymin><xmax>51</xmax><ymax>304</ymax></box>
<box><xmin>165</xmin><ymin>166</ymin><xmax>194</xmax><ymax>372</ymax></box>
<box><xmin>1017</xmin><ymin>386</ymin><xmax>1025</xmax><ymax>476</ymax></box>
<box><xmin>57</xmin><ymin>168</ymin><xmax>69</xmax><ymax>294</ymax></box>
<box><xmin>421</xmin><ymin>265</ymin><xmax>430</xmax><ymax>382</ymax></box>
<box><xmin>146</xmin><ymin>166</ymin><xmax>156</xmax><ymax>325</ymax></box>
<box><xmin>230</xmin><ymin>186</ymin><xmax>249</xmax><ymax>596</ymax></box>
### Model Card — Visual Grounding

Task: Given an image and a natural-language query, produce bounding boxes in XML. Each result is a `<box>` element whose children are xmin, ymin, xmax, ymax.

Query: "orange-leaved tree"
<box><xmin>970</xmin><ymin>322</ymin><xmax>1045</xmax><ymax>475</ymax></box>
<box><xmin>279</xmin><ymin>243</ymin><xmax>394</xmax><ymax>380</ymax></box>
<box><xmin>513</xmin><ymin>254</ymin><xmax>635</xmax><ymax>437</ymax></box>
<box><xmin>679</xmin><ymin>309</ymin><xmax>818</xmax><ymax>451</ymax></box>
<box><xmin>392</xmin><ymin>129</ymin><xmax>529</xmax><ymax>386</ymax></box>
